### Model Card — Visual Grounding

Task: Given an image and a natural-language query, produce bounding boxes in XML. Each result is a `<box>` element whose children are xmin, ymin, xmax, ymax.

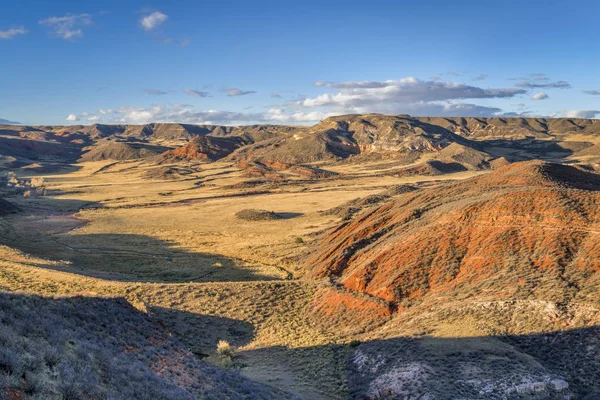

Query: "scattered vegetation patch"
<box><xmin>235</xmin><ymin>209</ymin><xmax>283</xmax><ymax>221</ymax></box>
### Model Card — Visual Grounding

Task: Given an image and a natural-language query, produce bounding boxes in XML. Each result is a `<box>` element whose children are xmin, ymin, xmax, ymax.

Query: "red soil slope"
<box><xmin>304</xmin><ymin>161</ymin><xmax>600</xmax><ymax>308</ymax></box>
<box><xmin>159</xmin><ymin>136</ymin><xmax>245</xmax><ymax>162</ymax></box>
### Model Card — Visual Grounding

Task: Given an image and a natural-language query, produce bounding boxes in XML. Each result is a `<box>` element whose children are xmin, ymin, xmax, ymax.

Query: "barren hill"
<box><xmin>158</xmin><ymin>136</ymin><xmax>247</xmax><ymax>162</ymax></box>
<box><xmin>304</xmin><ymin>161</ymin><xmax>600</xmax><ymax>307</ymax></box>
<box><xmin>231</xmin><ymin>114</ymin><xmax>487</xmax><ymax>166</ymax></box>
<box><xmin>419</xmin><ymin>116</ymin><xmax>600</xmax><ymax>139</ymax></box>
<box><xmin>79</xmin><ymin>139</ymin><xmax>170</xmax><ymax>161</ymax></box>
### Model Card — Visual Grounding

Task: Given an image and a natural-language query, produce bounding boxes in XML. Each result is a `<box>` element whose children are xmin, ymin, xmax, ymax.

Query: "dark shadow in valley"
<box><xmin>234</xmin><ymin>326</ymin><xmax>600</xmax><ymax>400</ymax></box>
<box><xmin>5</xmin><ymin>231</ymin><xmax>283</xmax><ymax>283</ymax></box>
<box><xmin>480</xmin><ymin>138</ymin><xmax>590</xmax><ymax>163</ymax></box>
<box><xmin>148</xmin><ymin>306</ymin><xmax>255</xmax><ymax>358</ymax></box>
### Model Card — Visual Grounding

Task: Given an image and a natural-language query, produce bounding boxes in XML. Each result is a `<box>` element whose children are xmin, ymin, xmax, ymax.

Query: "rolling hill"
<box><xmin>305</xmin><ymin>161</ymin><xmax>600</xmax><ymax>307</ymax></box>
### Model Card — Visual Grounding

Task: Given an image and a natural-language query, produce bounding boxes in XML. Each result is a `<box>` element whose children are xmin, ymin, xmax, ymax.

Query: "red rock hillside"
<box><xmin>159</xmin><ymin>136</ymin><xmax>245</xmax><ymax>162</ymax></box>
<box><xmin>304</xmin><ymin>161</ymin><xmax>600</xmax><ymax>308</ymax></box>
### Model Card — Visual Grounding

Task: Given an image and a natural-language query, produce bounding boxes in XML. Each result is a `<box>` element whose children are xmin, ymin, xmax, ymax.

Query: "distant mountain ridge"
<box><xmin>1</xmin><ymin>115</ymin><xmax>600</xmax><ymax>166</ymax></box>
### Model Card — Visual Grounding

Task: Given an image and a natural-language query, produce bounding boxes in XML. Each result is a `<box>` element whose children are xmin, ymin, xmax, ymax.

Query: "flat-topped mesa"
<box><xmin>303</xmin><ymin>161</ymin><xmax>600</xmax><ymax>307</ymax></box>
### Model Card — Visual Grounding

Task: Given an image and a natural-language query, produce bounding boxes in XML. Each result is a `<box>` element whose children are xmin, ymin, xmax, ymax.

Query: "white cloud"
<box><xmin>222</xmin><ymin>88</ymin><xmax>257</xmax><ymax>96</ymax></box>
<box><xmin>266</xmin><ymin>108</ymin><xmax>334</xmax><ymax>123</ymax></box>
<box><xmin>140</xmin><ymin>12</ymin><xmax>168</xmax><ymax>31</ymax></box>
<box><xmin>39</xmin><ymin>14</ymin><xmax>92</xmax><ymax>40</ymax></box>
<box><xmin>100</xmin><ymin>104</ymin><xmax>264</xmax><ymax>125</ymax></box>
<box><xmin>0</xmin><ymin>27</ymin><xmax>27</xmax><ymax>39</ymax></box>
<box><xmin>66</xmin><ymin>114</ymin><xmax>79</xmax><ymax>121</ymax></box>
<box><xmin>531</xmin><ymin>92</ymin><xmax>548</xmax><ymax>100</ymax></box>
<box><xmin>87</xmin><ymin>116</ymin><xmax>101</xmax><ymax>122</ymax></box>
<box><xmin>562</xmin><ymin>110</ymin><xmax>600</xmax><ymax>119</ymax></box>
<box><xmin>183</xmin><ymin>89</ymin><xmax>210</xmax><ymax>97</ymax></box>
<box><xmin>297</xmin><ymin>77</ymin><xmax>525</xmax><ymax>115</ymax></box>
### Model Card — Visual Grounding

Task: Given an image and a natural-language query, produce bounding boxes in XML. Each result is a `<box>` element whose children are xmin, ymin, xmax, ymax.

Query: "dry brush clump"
<box><xmin>4</xmin><ymin>172</ymin><xmax>47</xmax><ymax>198</ymax></box>
<box><xmin>235</xmin><ymin>209</ymin><xmax>282</xmax><ymax>221</ymax></box>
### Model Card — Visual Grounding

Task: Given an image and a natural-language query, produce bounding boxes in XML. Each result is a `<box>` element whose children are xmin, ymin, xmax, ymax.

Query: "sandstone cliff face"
<box><xmin>304</xmin><ymin>161</ymin><xmax>600</xmax><ymax>307</ymax></box>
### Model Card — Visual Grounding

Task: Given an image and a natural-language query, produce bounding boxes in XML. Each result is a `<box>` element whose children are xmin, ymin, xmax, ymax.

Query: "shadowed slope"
<box><xmin>0</xmin><ymin>292</ymin><xmax>295</xmax><ymax>399</ymax></box>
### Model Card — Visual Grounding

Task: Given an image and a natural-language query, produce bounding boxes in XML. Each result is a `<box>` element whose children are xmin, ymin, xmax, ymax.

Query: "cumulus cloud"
<box><xmin>183</xmin><ymin>89</ymin><xmax>210</xmax><ymax>97</ymax></box>
<box><xmin>0</xmin><ymin>27</ymin><xmax>27</xmax><ymax>39</ymax></box>
<box><xmin>583</xmin><ymin>89</ymin><xmax>600</xmax><ymax>95</ymax></box>
<box><xmin>531</xmin><ymin>92</ymin><xmax>548</xmax><ymax>100</ymax></box>
<box><xmin>515</xmin><ymin>80</ymin><xmax>571</xmax><ymax>89</ymax></box>
<box><xmin>222</xmin><ymin>88</ymin><xmax>257</xmax><ymax>96</ymax></box>
<box><xmin>87</xmin><ymin>116</ymin><xmax>101</xmax><ymax>122</ymax></box>
<box><xmin>66</xmin><ymin>114</ymin><xmax>80</xmax><ymax>121</ymax></box>
<box><xmin>39</xmin><ymin>14</ymin><xmax>92</xmax><ymax>40</ymax></box>
<box><xmin>144</xmin><ymin>89</ymin><xmax>168</xmax><ymax>95</ymax></box>
<box><xmin>562</xmin><ymin>110</ymin><xmax>600</xmax><ymax>119</ymax></box>
<box><xmin>140</xmin><ymin>12</ymin><xmax>168</xmax><ymax>31</ymax></box>
<box><xmin>298</xmin><ymin>77</ymin><xmax>525</xmax><ymax>113</ymax></box>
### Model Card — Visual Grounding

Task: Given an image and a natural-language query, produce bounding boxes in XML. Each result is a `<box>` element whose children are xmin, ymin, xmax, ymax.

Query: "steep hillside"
<box><xmin>79</xmin><ymin>139</ymin><xmax>169</xmax><ymax>161</ymax></box>
<box><xmin>0</xmin><ymin>292</ymin><xmax>293</xmax><ymax>399</ymax></box>
<box><xmin>304</xmin><ymin>161</ymin><xmax>600</xmax><ymax>307</ymax></box>
<box><xmin>0</xmin><ymin>197</ymin><xmax>19</xmax><ymax>216</ymax></box>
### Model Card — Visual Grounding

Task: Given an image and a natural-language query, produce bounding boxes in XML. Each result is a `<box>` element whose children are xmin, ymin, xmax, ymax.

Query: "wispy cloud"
<box><xmin>270</xmin><ymin>93</ymin><xmax>283</xmax><ymax>98</ymax></box>
<box><xmin>157</xmin><ymin>36</ymin><xmax>191</xmax><ymax>46</ymax></box>
<box><xmin>583</xmin><ymin>89</ymin><xmax>600</xmax><ymax>96</ymax></box>
<box><xmin>472</xmin><ymin>74</ymin><xmax>487</xmax><ymax>81</ymax></box>
<box><xmin>183</xmin><ymin>89</ymin><xmax>210</xmax><ymax>97</ymax></box>
<box><xmin>144</xmin><ymin>88</ymin><xmax>168</xmax><ymax>95</ymax></box>
<box><xmin>140</xmin><ymin>11</ymin><xmax>168</xmax><ymax>31</ymax></box>
<box><xmin>516</xmin><ymin>80</ymin><xmax>571</xmax><ymax>89</ymax></box>
<box><xmin>0</xmin><ymin>27</ymin><xmax>27</xmax><ymax>39</ymax></box>
<box><xmin>39</xmin><ymin>14</ymin><xmax>92</xmax><ymax>40</ymax></box>
<box><xmin>222</xmin><ymin>87</ymin><xmax>257</xmax><ymax>96</ymax></box>
<box><xmin>531</xmin><ymin>92</ymin><xmax>548</xmax><ymax>100</ymax></box>
<box><xmin>510</xmin><ymin>73</ymin><xmax>549</xmax><ymax>82</ymax></box>
<box><xmin>66</xmin><ymin>114</ymin><xmax>80</xmax><ymax>121</ymax></box>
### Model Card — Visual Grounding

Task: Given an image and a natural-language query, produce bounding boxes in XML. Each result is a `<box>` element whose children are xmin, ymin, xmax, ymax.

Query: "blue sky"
<box><xmin>1</xmin><ymin>0</ymin><xmax>599</xmax><ymax>125</ymax></box>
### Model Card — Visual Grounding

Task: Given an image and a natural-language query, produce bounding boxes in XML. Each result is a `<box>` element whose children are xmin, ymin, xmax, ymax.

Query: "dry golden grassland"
<box><xmin>9</xmin><ymin>158</ymin><xmax>596</xmax><ymax>399</ymax></box>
